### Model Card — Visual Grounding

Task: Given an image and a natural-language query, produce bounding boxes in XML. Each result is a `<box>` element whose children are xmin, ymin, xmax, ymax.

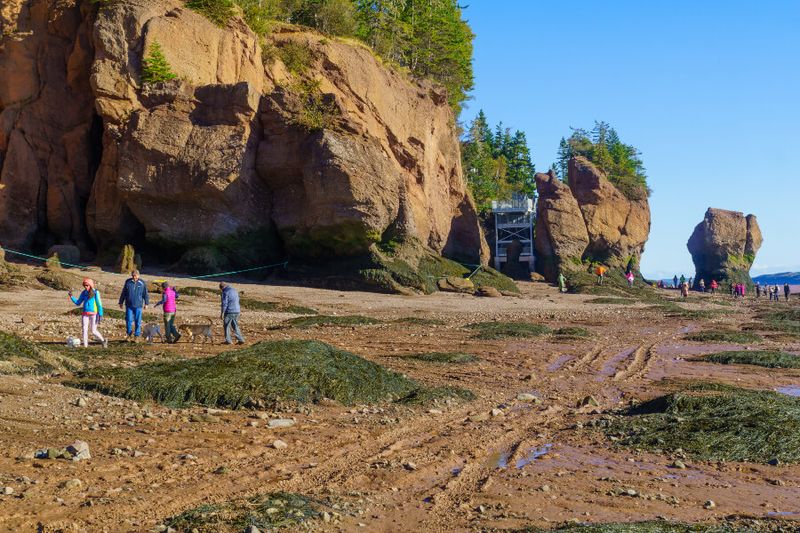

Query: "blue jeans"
<box><xmin>125</xmin><ymin>306</ymin><xmax>143</xmax><ymax>336</ymax></box>
<box><xmin>223</xmin><ymin>312</ymin><xmax>244</xmax><ymax>343</ymax></box>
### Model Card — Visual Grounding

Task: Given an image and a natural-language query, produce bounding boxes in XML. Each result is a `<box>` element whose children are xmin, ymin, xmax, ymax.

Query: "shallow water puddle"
<box><xmin>597</xmin><ymin>348</ymin><xmax>635</xmax><ymax>380</ymax></box>
<box><xmin>547</xmin><ymin>354</ymin><xmax>574</xmax><ymax>372</ymax></box>
<box><xmin>515</xmin><ymin>443</ymin><xmax>553</xmax><ymax>469</ymax></box>
<box><xmin>776</xmin><ymin>385</ymin><xmax>800</xmax><ymax>397</ymax></box>
<box><xmin>768</xmin><ymin>511</ymin><xmax>800</xmax><ymax>517</ymax></box>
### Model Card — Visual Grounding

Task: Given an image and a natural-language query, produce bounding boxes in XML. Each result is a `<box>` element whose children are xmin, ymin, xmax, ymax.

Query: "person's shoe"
<box><xmin>102</xmin><ymin>339</ymin><xmax>108</xmax><ymax>348</ymax></box>
<box><xmin>125</xmin><ymin>334</ymin><xmax>132</xmax><ymax>343</ymax></box>
<box><xmin>174</xmin><ymin>333</ymin><xmax>182</xmax><ymax>343</ymax></box>
<box><xmin>223</xmin><ymin>341</ymin><xmax>233</xmax><ymax>345</ymax></box>
<box><xmin>236</xmin><ymin>340</ymin><xmax>245</xmax><ymax>345</ymax></box>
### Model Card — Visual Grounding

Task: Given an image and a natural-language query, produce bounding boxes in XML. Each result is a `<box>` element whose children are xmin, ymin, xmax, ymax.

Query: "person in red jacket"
<box><xmin>710</xmin><ymin>279</ymin><xmax>718</xmax><ymax>294</ymax></box>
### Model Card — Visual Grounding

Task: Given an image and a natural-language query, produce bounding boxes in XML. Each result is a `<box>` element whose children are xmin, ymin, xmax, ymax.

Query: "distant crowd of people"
<box><xmin>656</xmin><ymin>274</ymin><xmax>792</xmax><ymax>301</ymax></box>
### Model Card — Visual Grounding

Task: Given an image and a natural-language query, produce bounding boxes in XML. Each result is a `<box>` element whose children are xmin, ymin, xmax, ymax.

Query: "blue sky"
<box><xmin>460</xmin><ymin>1</ymin><xmax>800</xmax><ymax>279</ymax></box>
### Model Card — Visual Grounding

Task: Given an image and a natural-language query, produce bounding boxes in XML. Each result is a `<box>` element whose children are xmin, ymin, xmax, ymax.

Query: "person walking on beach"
<box><xmin>698</xmin><ymin>279</ymin><xmax>705</xmax><ymax>292</ymax></box>
<box><xmin>69</xmin><ymin>278</ymin><xmax>107</xmax><ymax>348</ymax></box>
<box><xmin>119</xmin><ymin>270</ymin><xmax>149</xmax><ymax>342</ymax></box>
<box><xmin>595</xmin><ymin>265</ymin><xmax>607</xmax><ymax>285</ymax></box>
<box><xmin>785</xmin><ymin>283</ymin><xmax>791</xmax><ymax>301</ymax></box>
<box><xmin>673</xmin><ymin>275</ymin><xmax>678</xmax><ymax>289</ymax></box>
<box><xmin>626</xmin><ymin>270</ymin><xmax>635</xmax><ymax>287</ymax></box>
<box><xmin>681</xmin><ymin>281</ymin><xmax>689</xmax><ymax>298</ymax></box>
<box><xmin>154</xmin><ymin>281</ymin><xmax>181</xmax><ymax>343</ymax></box>
<box><xmin>756</xmin><ymin>282</ymin><xmax>761</xmax><ymax>298</ymax></box>
<box><xmin>557</xmin><ymin>272</ymin><xmax>567</xmax><ymax>293</ymax></box>
<box><xmin>710</xmin><ymin>279</ymin><xmax>718</xmax><ymax>294</ymax></box>
<box><xmin>220</xmin><ymin>282</ymin><xmax>245</xmax><ymax>345</ymax></box>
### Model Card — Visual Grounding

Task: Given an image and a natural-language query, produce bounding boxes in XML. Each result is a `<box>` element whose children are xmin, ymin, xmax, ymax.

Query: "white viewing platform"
<box><xmin>492</xmin><ymin>193</ymin><xmax>536</xmax><ymax>271</ymax></box>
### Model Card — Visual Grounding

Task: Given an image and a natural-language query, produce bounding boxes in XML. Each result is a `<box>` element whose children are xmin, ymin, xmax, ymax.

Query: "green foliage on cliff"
<box><xmin>557</xmin><ymin>121</ymin><xmax>649</xmax><ymax>201</ymax></box>
<box><xmin>185</xmin><ymin>0</ymin><xmax>473</xmax><ymax>113</ymax></box>
<box><xmin>461</xmin><ymin>110</ymin><xmax>536</xmax><ymax>214</ymax></box>
<box><xmin>141</xmin><ymin>41</ymin><xmax>177</xmax><ymax>84</ymax></box>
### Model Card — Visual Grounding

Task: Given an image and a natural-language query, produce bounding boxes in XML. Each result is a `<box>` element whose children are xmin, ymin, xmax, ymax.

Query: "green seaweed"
<box><xmin>466</xmin><ymin>321</ymin><xmax>551</xmax><ymax>340</ymax></box>
<box><xmin>605</xmin><ymin>382</ymin><xmax>800</xmax><ymax>463</ymax></box>
<box><xmin>685</xmin><ymin>330</ymin><xmax>762</xmax><ymax>344</ymax></box>
<box><xmin>702</xmin><ymin>350</ymin><xmax>800</xmax><ymax>369</ymax></box>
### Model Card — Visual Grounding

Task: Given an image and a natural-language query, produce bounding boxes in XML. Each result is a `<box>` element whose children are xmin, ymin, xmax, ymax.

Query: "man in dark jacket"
<box><xmin>119</xmin><ymin>270</ymin><xmax>149</xmax><ymax>341</ymax></box>
<box><xmin>219</xmin><ymin>282</ymin><xmax>245</xmax><ymax>345</ymax></box>
<box><xmin>785</xmin><ymin>283</ymin><xmax>792</xmax><ymax>301</ymax></box>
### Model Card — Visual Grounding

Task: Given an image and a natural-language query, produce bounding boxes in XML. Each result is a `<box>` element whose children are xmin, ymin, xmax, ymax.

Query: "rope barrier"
<box><xmin>1</xmin><ymin>245</ymin><xmax>287</xmax><ymax>281</ymax></box>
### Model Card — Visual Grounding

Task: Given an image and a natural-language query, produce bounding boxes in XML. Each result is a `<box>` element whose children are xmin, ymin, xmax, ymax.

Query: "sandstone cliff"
<box><xmin>0</xmin><ymin>0</ymin><xmax>488</xmax><ymax>280</ymax></box>
<box><xmin>534</xmin><ymin>157</ymin><xmax>651</xmax><ymax>281</ymax></box>
<box><xmin>687</xmin><ymin>208</ymin><xmax>762</xmax><ymax>287</ymax></box>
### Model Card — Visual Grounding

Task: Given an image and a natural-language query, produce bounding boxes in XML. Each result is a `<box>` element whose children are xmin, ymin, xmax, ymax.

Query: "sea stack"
<box><xmin>687</xmin><ymin>208</ymin><xmax>762</xmax><ymax>288</ymax></box>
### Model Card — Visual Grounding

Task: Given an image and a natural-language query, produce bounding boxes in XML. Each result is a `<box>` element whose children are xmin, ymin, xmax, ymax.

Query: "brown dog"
<box><xmin>178</xmin><ymin>318</ymin><xmax>213</xmax><ymax>343</ymax></box>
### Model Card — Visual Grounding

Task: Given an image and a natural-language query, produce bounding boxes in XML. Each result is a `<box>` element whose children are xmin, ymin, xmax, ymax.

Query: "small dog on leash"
<box><xmin>178</xmin><ymin>318</ymin><xmax>214</xmax><ymax>344</ymax></box>
<box><xmin>142</xmin><ymin>323</ymin><xmax>163</xmax><ymax>344</ymax></box>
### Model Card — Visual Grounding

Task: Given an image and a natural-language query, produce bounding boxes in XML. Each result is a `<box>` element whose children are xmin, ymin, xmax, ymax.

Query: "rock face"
<box><xmin>534</xmin><ymin>158</ymin><xmax>651</xmax><ymax>282</ymax></box>
<box><xmin>0</xmin><ymin>0</ymin><xmax>487</xmax><ymax>269</ymax></box>
<box><xmin>533</xmin><ymin>170</ymin><xmax>589</xmax><ymax>282</ymax></box>
<box><xmin>687</xmin><ymin>208</ymin><xmax>762</xmax><ymax>287</ymax></box>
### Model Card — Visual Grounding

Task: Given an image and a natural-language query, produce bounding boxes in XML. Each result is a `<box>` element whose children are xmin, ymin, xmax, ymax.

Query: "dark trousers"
<box><xmin>223</xmin><ymin>312</ymin><xmax>245</xmax><ymax>343</ymax></box>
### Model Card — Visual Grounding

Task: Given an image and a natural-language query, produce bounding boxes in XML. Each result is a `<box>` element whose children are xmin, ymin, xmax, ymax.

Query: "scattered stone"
<box><xmin>490</xmin><ymin>408</ymin><xmax>503</xmax><ymax>417</ymax></box>
<box><xmin>579</xmin><ymin>395</ymin><xmax>600</xmax><ymax>407</ymax></box>
<box><xmin>272</xmin><ymin>440</ymin><xmax>288</xmax><ymax>450</ymax></box>
<box><xmin>468</xmin><ymin>413</ymin><xmax>490</xmax><ymax>423</ymax></box>
<box><xmin>704</xmin><ymin>500</ymin><xmax>716</xmax><ymax>510</ymax></box>
<box><xmin>189</xmin><ymin>413</ymin><xmax>219</xmax><ymax>423</ymax></box>
<box><xmin>516</xmin><ymin>393</ymin><xmax>540</xmax><ymax>403</ymax></box>
<box><xmin>2</xmin><ymin>486</ymin><xmax>13</xmax><ymax>495</ymax></box>
<box><xmin>624</xmin><ymin>488</ymin><xmax>638</xmax><ymax>497</ymax></box>
<box><xmin>244</xmin><ymin>526</ymin><xmax>261</xmax><ymax>533</ymax></box>
<box><xmin>768</xmin><ymin>458</ymin><xmax>781</xmax><ymax>466</ymax></box>
<box><xmin>268</xmin><ymin>419</ymin><xmax>296</xmax><ymax>429</ymax></box>
<box><xmin>323</xmin><ymin>511</ymin><xmax>331</xmax><ymax>523</ymax></box>
<box><xmin>60</xmin><ymin>478</ymin><xmax>83</xmax><ymax>491</ymax></box>
<box><xmin>427</xmin><ymin>409</ymin><xmax>443</xmax><ymax>415</ymax></box>
<box><xmin>671</xmin><ymin>460</ymin><xmax>686</xmax><ymax>469</ymax></box>
<box><xmin>74</xmin><ymin>397</ymin><xmax>88</xmax><ymax>408</ymax></box>
<box><xmin>66</xmin><ymin>440</ymin><xmax>91</xmax><ymax>461</ymax></box>
<box><xmin>403</xmin><ymin>462</ymin><xmax>417</xmax><ymax>471</ymax></box>
<box><xmin>475</xmin><ymin>286</ymin><xmax>502</xmax><ymax>298</ymax></box>
<box><xmin>538</xmin><ymin>485</ymin><xmax>550</xmax><ymax>492</ymax></box>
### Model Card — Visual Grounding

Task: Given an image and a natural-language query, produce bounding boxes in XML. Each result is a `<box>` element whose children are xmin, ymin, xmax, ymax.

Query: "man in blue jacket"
<box><xmin>219</xmin><ymin>282</ymin><xmax>245</xmax><ymax>345</ymax></box>
<box><xmin>119</xmin><ymin>270</ymin><xmax>149</xmax><ymax>341</ymax></box>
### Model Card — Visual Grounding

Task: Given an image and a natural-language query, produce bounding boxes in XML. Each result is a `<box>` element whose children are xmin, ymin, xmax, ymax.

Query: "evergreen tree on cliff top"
<box><xmin>557</xmin><ymin>121</ymin><xmax>649</xmax><ymax>200</ymax></box>
<box><xmin>462</xmin><ymin>110</ymin><xmax>535</xmax><ymax>213</ymax></box>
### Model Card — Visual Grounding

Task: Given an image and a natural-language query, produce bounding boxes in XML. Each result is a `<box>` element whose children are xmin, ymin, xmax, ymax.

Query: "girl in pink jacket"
<box><xmin>154</xmin><ymin>281</ymin><xmax>181</xmax><ymax>343</ymax></box>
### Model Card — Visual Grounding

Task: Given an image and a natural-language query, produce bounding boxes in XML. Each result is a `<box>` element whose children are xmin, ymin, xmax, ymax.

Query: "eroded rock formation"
<box><xmin>0</xmin><ymin>0</ymin><xmax>488</xmax><ymax>271</ymax></box>
<box><xmin>534</xmin><ymin>158</ymin><xmax>651</xmax><ymax>282</ymax></box>
<box><xmin>687</xmin><ymin>208</ymin><xmax>762</xmax><ymax>287</ymax></box>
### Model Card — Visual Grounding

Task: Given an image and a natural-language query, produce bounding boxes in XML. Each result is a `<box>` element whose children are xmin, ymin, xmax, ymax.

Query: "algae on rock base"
<box><xmin>69</xmin><ymin>340</ymin><xmax>472</xmax><ymax>409</ymax></box>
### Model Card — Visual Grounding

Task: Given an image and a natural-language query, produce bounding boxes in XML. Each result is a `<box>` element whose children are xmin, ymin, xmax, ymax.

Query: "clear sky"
<box><xmin>460</xmin><ymin>1</ymin><xmax>800</xmax><ymax>280</ymax></box>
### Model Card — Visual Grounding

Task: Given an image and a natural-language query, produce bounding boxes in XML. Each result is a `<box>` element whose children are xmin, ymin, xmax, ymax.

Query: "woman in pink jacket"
<box><xmin>154</xmin><ymin>281</ymin><xmax>181</xmax><ymax>343</ymax></box>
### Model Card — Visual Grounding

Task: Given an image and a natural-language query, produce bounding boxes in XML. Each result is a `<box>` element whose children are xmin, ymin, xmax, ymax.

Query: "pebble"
<box><xmin>704</xmin><ymin>500</ymin><xmax>716</xmax><ymax>510</ymax></box>
<box><xmin>2</xmin><ymin>486</ymin><xmax>13</xmax><ymax>495</ymax></box>
<box><xmin>538</xmin><ymin>485</ymin><xmax>550</xmax><ymax>492</ymax></box>
<box><xmin>244</xmin><ymin>526</ymin><xmax>261</xmax><ymax>533</ymax></box>
<box><xmin>490</xmin><ymin>408</ymin><xmax>503</xmax><ymax>417</ymax></box>
<box><xmin>427</xmin><ymin>409</ymin><xmax>443</xmax><ymax>415</ymax></box>
<box><xmin>671</xmin><ymin>460</ymin><xmax>687</xmax><ymax>469</ymax></box>
<box><xmin>272</xmin><ymin>440</ymin><xmax>288</xmax><ymax>450</ymax></box>
<box><xmin>516</xmin><ymin>393</ymin><xmax>540</xmax><ymax>403</ymax></box>
<box><xmin>323</xmin><ymin>511</ymin><xmax>331</xmax><ymax>522</ymax></box>
<box><xmin>66</xmin><ymin>440</ymin><xmax>91</xmax><ymax>461</ymax></box>
<box><xmin>60</xmin><ymin>478</ymin><xmax>83</xmax><ymax>491</ymax></box>
<box><xmin>74</xmin><ymin>397</ymin><xmax>88</xmax><ymax>408</ymax></box>
<box><xmin>268</xmin><ymin>419</ymin><xmax>296</xmax><ymax>429</ymax></box>
<box><xmin>403</xmin><ymin>461</ymin><xmax>417</xmax><ymax>471</ymax></box>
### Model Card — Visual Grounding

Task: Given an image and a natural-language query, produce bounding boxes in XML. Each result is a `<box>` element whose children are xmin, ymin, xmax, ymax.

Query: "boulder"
<box><xmin>437</xmin><ymin>276</ymin><xmax>474</xmax><ymax>293</ymax></box>
<box><xmin>533</xmin><ymin>170</ymin><xmax>590</xmax><ymax>282</ymax></box>
<box><xmin>687</xmin><ymin>208</ymin><xmax>762</xmax><ymax>287</ymax></box>
<box><xmin>475</xmin><ymin>286</ymin><xmax>501</xmax><ymax>298</ymax></box>
<box><xmin>47</xmin><ymin>245</ymin><xmax>81</xmax><ymax>266</ymax></box>
<box><xmin>568</xmin><ymin>157</ymin><xmax>650</xmax><ymax>267</ymax></box>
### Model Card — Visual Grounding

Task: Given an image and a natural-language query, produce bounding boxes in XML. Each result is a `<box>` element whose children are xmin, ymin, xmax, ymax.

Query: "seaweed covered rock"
<box><xmin>687</xmin><ymin>208</ymin><xmax>762</xmax><ymax>287</ymax></box>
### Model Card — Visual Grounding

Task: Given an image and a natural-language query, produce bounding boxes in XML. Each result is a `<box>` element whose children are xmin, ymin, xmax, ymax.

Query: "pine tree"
<box><xmin>504</xmin><ymin>130</ymin><xmax>535</xmax><ymax>197</ymax></box>
<box><xmin>556</xmin><ymin>137</ymin><xmax>571</xmax><ymax>182</ymax></box>
<box><xmin>141</xmin><ymin>41</ymin><xmax>177</xmax><ymax>84</ymax></box>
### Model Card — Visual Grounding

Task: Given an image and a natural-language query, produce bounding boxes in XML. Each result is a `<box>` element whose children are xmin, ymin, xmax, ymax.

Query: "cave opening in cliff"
<box><xmin>88</xmin><ymin>113</ymin><xmax>103</xmax><ymax>185</ymax></box>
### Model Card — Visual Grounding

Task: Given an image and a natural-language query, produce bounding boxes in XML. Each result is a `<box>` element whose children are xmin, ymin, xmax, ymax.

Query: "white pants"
<box><xmin>81</xmin><ymin>314</ymin><xmax>105</xmax><ymax>347</ymax></box>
